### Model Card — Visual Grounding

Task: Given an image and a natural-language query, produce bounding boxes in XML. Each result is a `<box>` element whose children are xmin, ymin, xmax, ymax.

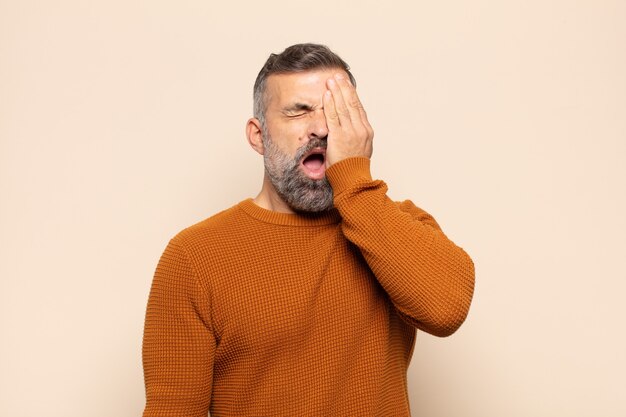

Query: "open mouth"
<box><xmin>301</xmin><ymin>148</ymin><xmax>326</xmax><ymax>180</ymax></box>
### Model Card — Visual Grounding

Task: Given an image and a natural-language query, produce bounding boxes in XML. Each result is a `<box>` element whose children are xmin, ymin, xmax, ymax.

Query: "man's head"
<box><xmin>247</xmin><ymin>44</ymin><xmax>356</xmax><ymax>214</ymax></box>
<box><xmin>253</xmin><ymin>43</ymin><xmax>356</xmax><ymax>129</ymax></box>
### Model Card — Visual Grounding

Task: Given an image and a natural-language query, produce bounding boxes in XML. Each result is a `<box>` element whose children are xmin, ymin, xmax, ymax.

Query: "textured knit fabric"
<box><xmin>142</xmin><ymin>157</ymin><xmax>475</xmax><ymax>417</ymax></box>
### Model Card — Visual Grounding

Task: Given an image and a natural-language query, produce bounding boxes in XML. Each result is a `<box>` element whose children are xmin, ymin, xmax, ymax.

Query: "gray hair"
<box><xmin>253</xmin><ymin>43</ymin><xmax>356</xmax><ymax>128</ymax></box>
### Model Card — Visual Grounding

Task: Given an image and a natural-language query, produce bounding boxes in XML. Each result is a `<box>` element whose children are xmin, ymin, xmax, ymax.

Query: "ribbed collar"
<box><xmin>237</xmin><ymin>198</ymin><xmax>341</xmax><ymax>227</ymax></box>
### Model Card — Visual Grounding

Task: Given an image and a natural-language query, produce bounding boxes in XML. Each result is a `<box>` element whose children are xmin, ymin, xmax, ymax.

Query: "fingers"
<box><xmin>323</xmin><ymin>89</ymin><xmax>340</xmax><ymax>131</ymax></box>
<box><xmin>324</xmin><ymin>77</ymin><xmax>350</xmax><ymax>130</ymax></box>
<box><xmin>336</xmin><ymin>74</ymin><xmax>365</xmax><ymax>125</ymax></box>
<box><xmin>323</xmin><ymin>72</ymin><xmax>375</xmax><ymax>168</ymax></box>
<box><xmin>325</xmin><ymin>74</ymin><xmax>373</xmax><ymax>137</ymax></box>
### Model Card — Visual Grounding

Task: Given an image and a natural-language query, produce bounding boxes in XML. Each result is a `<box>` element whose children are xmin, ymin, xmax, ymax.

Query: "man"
<box><xmin>142</xmin><ymin>43</ymin><xmax>475</xmax><ymax>416</ymax></box>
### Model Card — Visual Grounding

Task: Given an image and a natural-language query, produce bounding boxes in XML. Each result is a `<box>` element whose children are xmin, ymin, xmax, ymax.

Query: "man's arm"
<box><xmin>142</xmin><ymin>237</ymin><xmax>216</xmax><ymax>416</ymax></box>
<box><xmin>326</xmin><ymin>157</ymin><xmax>475</xmax><ymax>337</ymax></box>
<box><xmin>324</xmin><ymin>73</ymin><xmax>475</xmax><ymax>337</ymax></box>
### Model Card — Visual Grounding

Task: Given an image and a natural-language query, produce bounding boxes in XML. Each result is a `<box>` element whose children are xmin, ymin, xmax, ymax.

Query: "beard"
<box><xmin>262</xmin><ymin>133</ymin><xmax>333</xmax><ymax>213</ymax></box>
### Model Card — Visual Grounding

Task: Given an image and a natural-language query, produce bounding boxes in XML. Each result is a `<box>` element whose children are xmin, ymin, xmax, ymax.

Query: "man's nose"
<box><xmin>308</xmin><ymin>110</ymin><xmax>329</xmax><ymax>139</ymax></box>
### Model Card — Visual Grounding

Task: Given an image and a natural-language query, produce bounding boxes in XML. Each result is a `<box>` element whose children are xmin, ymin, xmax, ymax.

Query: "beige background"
<box><xmin>1</xmin><ymin>0</ymin><xmax>625</xmax><ymax>416</ymax></box>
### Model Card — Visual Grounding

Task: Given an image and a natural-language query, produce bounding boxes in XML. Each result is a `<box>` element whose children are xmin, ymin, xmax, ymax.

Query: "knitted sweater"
<box><xmin>142</xmin><ymin>157</ymin><xmax>475</xmax><ymax>417</ymax></box>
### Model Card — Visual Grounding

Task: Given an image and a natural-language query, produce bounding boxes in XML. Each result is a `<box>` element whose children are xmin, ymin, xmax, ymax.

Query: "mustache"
<box><xmin>294</xmin><ymin>137</ymin><xmax>327</xmax><ymax>161</ymax></box>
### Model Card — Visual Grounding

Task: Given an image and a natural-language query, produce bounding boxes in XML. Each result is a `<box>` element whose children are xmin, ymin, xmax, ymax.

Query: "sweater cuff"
<box><xmin>326</xmin><ymin>157</ymin><xmax>373</xmax><ymax>196</ymax></box>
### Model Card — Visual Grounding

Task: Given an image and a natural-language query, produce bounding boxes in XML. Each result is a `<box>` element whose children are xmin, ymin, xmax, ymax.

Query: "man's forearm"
<box><xmin>327</xmin><ymin>157</ymin><xmax>475</xmax><ymax>337</ymax></box>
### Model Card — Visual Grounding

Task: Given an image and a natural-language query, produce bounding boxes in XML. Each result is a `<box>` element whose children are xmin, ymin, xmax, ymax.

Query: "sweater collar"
<box><xmin>238</xmin><ymin>198</ymin><xmax>341</xmax><ymax>227</ymax></box>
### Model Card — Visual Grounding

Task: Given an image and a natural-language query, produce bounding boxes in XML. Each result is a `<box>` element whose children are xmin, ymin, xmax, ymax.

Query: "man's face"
<box><xmin>261</xmin><ymin>68</ymin><xmax>347</xmax><ymax>213</ymax></box>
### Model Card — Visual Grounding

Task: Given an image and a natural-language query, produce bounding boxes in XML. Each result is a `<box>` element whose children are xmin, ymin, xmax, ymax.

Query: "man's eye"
<box><xmin>288</xmin><ymin>113</ymin><xmax>306</xmax><ymax>118</ymax></box>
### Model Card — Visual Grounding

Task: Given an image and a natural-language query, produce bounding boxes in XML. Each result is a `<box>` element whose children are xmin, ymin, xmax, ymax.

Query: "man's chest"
<box><xmin>194</xmin><ymin>226</ymin><xmax>390</xmax><ymax>358</ymax></box>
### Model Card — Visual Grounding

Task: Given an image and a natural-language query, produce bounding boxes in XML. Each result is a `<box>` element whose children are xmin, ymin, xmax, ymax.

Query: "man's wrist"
<box><xmin>326</xmin><ymin>157</ymin><xmax>373</xmax><ymax>197</ymax></box>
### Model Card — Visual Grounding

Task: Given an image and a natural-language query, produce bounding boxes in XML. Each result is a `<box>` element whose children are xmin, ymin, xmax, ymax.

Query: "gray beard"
<box><xmin>262</xmin><ymin>135</ymin><xmax>333</xmax><ymax>213</ymax></box>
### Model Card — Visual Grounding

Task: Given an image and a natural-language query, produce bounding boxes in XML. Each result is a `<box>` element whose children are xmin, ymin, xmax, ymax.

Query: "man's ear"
<box><xmin>246</xmin><ymin>118</ymin><xmax>265</xmax><ymax>155</ymax></box>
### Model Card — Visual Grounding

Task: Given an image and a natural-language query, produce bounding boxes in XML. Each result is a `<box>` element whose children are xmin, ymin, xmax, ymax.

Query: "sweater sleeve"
<box><xmin>326</xmin><ymin>157</ymin><xmax>475</xmax><ymax>337</ymax></box>
<box><xmin>142</xmin><ymin>237</ymin><xmax>216</xmax><ymax>416</ymax></box>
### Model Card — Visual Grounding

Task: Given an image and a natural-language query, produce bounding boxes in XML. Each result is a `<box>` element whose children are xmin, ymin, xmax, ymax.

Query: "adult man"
<box><xmin>142</xmin><ymin>43</ymin><xmax>475</xmax><ymax>416</ymax></box>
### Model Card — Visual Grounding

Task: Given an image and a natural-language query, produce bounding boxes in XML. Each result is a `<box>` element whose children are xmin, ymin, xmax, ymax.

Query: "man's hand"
<box><xmin>323</xmin><ymin>73</ymin><xmax>374</xmax><ymax>169</ymax></box>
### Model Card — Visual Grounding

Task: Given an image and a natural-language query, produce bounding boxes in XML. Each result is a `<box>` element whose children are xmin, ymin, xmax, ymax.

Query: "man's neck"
<box><xmin>253</xmin><ymin>176</ymin><xmax>295</xmax><ymax>214</ymax></box>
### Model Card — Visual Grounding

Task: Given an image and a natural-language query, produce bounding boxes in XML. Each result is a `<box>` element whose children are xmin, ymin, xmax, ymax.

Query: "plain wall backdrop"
<box><xmin>1</xmin><ymin>1</ymin><xmax>625</xmax><ymax>416</ymax></box>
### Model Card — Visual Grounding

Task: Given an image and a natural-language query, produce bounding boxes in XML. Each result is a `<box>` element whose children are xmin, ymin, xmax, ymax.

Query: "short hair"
<box><xmin>253</xmin><ymin>43</ymin><xmax>356</xmax><ymax>126</ymax></box>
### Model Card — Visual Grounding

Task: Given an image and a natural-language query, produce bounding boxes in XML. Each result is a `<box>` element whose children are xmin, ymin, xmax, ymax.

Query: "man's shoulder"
<box><xmin>170</xmin><ymin>201</ymin><xmax>249</xmax><ymax>251</ymax></box>
<box><xmin>394</xmin><ymin>199</ymin><xmax>427</xmax><ymax>218</ymax></box>
<box><xmin>394</xmin><ymin>199</ymin><xmax>442</xmax><ymax>231</ymax></box>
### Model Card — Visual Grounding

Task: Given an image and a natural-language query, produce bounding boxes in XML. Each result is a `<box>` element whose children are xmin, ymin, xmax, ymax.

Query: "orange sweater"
<box><xmin>142</xmin><ymin>157</ymin><xmax>474</xmax><ymax>416</ymax></box>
